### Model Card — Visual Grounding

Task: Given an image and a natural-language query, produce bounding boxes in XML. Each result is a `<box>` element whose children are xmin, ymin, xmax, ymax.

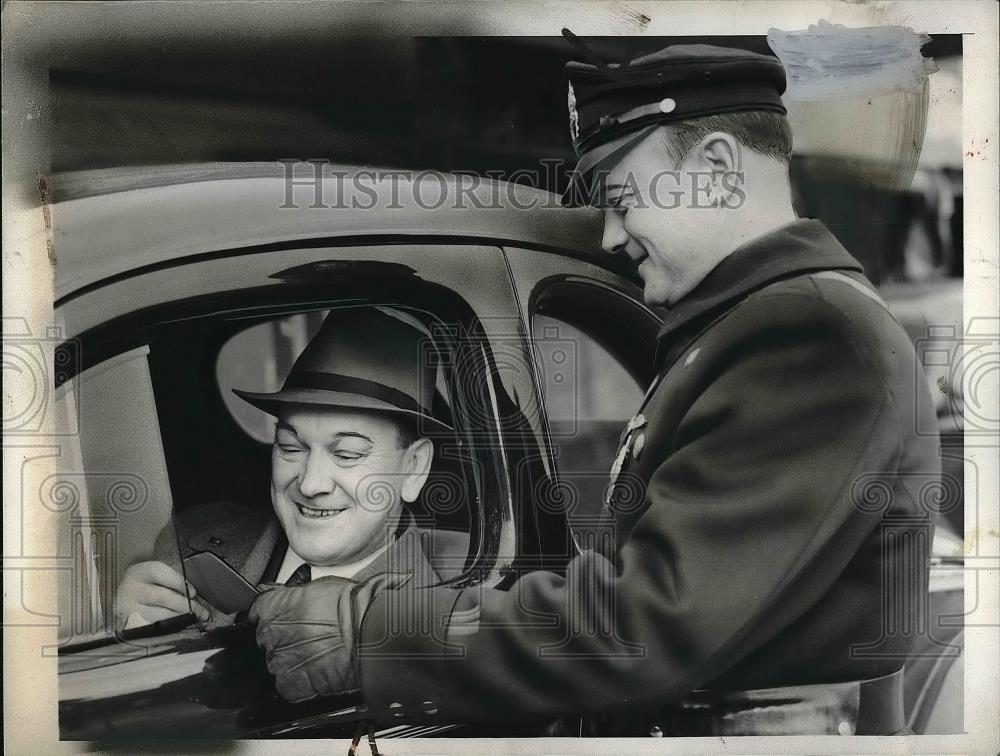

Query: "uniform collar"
<box><xmin>655</xmin><ymin>219</ymin><xmax>863</xmax><ymax>347</ymax></box>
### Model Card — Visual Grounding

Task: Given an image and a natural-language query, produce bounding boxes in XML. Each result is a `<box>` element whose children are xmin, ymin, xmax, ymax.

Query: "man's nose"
<box><xmin>601</xmin><ymin>212</ymin><xmax>628</xmax><ymax>256</ymax></box>
<box><xmin>297</xmin><ymin>450</ymin><xmax>336</xmax><ymax>498</ymax></box>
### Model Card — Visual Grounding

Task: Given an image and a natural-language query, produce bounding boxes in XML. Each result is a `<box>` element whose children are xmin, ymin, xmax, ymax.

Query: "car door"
<box><xmin>55</xmin><ymin>241</ymin><xmax>544</xmax><ymax>739</ymax></box>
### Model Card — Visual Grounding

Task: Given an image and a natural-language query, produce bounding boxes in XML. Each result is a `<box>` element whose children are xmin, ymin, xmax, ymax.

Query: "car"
<box><xmin>48</xmin><ymin>162</ymin><xmax>963</xmax><ymax>740</ymax></box>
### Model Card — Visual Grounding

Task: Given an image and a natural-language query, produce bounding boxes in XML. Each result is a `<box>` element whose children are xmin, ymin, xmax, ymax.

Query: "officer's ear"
<box><xmin>400</xmin><ymin>438</ymin><xmax>434</xmax><ymax>503</ymax></box>
<box><xmin>695</xmin><ymin>131</ymin><xmax>741</xmax><ymax>177</ymax></box>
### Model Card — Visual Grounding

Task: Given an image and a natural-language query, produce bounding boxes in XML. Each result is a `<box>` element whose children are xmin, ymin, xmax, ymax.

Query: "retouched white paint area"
<box><xmin>768</xmin><ymin>21</ymin><xmax>939</xmax><ymax>189</ymax></box>
<box><xmin>768</xmin><ymin>20</ymin><xmax>937</xmax><ymax>101</ymax></box>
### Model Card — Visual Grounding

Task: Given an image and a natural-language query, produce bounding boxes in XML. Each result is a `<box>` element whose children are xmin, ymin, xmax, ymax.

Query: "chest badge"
<box><xmin>605</xmin><ymin>413</ymin><xmax>647</xmax><ymax>512</ymax></box>
<box><xmin>632</xmin><ymin>431</ymin><xmax>646</xmax><ymax>460</ymax></box>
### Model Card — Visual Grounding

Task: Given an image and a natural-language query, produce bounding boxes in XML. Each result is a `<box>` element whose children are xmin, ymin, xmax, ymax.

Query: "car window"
<box><xmin>142</xmin><ymin>292</ymin><xmax>501</xmax><ymax>600</ymax></box>
<box><xmin>531</xmin><ymin>290</ymin><xmax>649</xmax><ymax>547</ymax></box>
<box><xmin>53</xmin><ymin>345</ymin><xmax>183</xmax><ymax>643</ymax></box>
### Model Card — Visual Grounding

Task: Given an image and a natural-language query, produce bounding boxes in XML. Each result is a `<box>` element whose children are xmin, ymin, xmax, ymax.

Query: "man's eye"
<box><xmin>277</xmin><ymin>444</ymin><xmax>305</xmax><ymax>455</ymax></box>
<box><xmin>334</xmin><ymin>451</ymin><xmax>365</xmax><ymax>464</ymax></box>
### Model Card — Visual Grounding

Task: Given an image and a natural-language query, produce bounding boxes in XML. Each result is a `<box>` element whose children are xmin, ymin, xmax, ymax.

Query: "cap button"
<box><xmin>659</xmin><ymin>98</ymin><xmax>676</xmax><ymax>114</ymax></box>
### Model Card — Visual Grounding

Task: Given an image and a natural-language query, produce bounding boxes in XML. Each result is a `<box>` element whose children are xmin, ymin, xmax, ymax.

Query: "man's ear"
<box><xmin>695</xmin><ymin>131</ymin><xmax>740</xmax><ymax>176</ymax></box>
<box><xmin>400</xmin><ymin>438</ymin><xmax>434</xmax><ymax>503</ymax></box>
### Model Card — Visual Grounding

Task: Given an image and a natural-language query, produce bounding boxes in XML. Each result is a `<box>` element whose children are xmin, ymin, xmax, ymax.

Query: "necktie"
<box><xmin>285</xmin><ymin>563</ymin><xmax>312</xmax><ymax>587</ymax></box>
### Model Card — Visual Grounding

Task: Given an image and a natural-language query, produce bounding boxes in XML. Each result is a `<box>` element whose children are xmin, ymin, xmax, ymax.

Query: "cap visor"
<box><xmin>561</xmin><ymin>125</ymin><xmax>660</xmax><ymax>207</ymax></box>
<box><xmin>232</xmin><ymin>388</ymin><xmax>453</xmax><ymax>433</ymax></box>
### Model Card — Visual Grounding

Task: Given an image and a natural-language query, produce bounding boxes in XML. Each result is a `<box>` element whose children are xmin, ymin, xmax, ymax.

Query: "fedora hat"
<box><xmin>234</xmin><ymin>308</ymin><xmax>452</xmax><ymax>433</ymax></box>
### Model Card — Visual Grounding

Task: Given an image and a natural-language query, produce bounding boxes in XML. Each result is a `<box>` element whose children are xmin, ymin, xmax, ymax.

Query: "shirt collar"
<box><xmin>655</xmin><ymin>219</ymin><xmax>863</xmax><ymax>346</ymax></box>
<box><xmin>277</xmin><ymin>540</ymin><xmax>391</xmax><ymax>582</ymax></box>
<box><xmin>276</xmin><ymin>509</ymin><xmax>415</xmax><ymax>583</ymax></box>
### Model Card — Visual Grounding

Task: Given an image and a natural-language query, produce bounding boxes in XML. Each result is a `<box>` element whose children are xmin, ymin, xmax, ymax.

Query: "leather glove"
<box><xmin>249</xmin><ymin>571</ymin><xmax>413</xmax><ymax>703</ymax></box>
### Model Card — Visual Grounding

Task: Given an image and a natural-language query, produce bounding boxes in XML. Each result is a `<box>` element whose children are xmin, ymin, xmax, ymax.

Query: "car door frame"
<box><xmin>55</xmin><ymin>240</ymin><xmax>552</xmax><ymax>739</ymax></box>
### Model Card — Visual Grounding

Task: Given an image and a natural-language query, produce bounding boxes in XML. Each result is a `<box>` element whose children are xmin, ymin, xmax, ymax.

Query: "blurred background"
<box><xmin>42</xmin><ymin>27</ymin><xmax>962</xmax><ymax>279</ymax></box>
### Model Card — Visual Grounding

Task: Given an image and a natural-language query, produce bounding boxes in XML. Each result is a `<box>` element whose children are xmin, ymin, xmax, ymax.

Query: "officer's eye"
<box><xmin>604</xmin><ymin>192</ymin><xmax>633</xmax><ymax>212</ymax></box>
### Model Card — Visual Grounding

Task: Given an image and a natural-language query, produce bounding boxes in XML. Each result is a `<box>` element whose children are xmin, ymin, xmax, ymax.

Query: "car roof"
<box><xmin>50</xmin><ymin>163</ymin><xmax>609</xmax><ymax>304</ymax></box>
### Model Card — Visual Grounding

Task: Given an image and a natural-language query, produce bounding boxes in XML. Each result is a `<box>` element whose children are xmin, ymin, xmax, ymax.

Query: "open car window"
<box><xmin>149</xmin><ymin>294</ymin><xmax>495</xmax><ymax>597</ymax></box>
<box><xmin>55</xmin><ymin>248</ymin><xmax>525</xmax><ymax>739</ymax></box>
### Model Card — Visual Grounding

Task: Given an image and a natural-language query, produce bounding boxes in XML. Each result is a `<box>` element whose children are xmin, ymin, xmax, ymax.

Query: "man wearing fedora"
<box><xmin>246</xmin><ymin>40</ymin><xmax>939</xmax><ymax>735</ymax></box>
<box><xmin>116</xmin><ymin>308</ymin><xmax>463</xmax><ymax>667</ymax></box>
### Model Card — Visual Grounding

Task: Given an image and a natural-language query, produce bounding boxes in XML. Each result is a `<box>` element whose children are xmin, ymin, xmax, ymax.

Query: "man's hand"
<box><xmin>115</xmin><ymin>560</ymin><xmax>211</xmax><ymax>629</ymax></box>
<box><xmin>249</xmin><ymin>571</ymin><xmax>413</xmax><ymax>703</ymax></box>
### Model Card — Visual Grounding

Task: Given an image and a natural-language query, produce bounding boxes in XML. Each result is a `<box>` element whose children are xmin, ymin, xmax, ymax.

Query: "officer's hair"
<box><xmin>661</xmin><ymin>111</ymin><xmax>793</xmax><ymax>166</ymax></box>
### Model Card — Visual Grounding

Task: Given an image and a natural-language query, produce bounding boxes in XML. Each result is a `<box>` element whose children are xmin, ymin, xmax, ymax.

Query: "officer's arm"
<box><xmin>357</xmin><ymin>291</ymin><xmax>908</xmax><ymax>723</ymax></box>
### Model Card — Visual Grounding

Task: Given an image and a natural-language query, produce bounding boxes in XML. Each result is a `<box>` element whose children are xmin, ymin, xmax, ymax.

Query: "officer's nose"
<box><xmin>297</xmin><ymin>450</ymin><xmax>336</xmax><ymax>498</ymax></box>
<box><xmin>601</xmin><ymin>211</ymin><xmax>629</xmax><ymax>256</ymax></box>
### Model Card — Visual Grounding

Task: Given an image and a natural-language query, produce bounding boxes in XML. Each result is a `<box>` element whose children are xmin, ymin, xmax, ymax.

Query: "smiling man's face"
<box><xmin>270</xmin><ymin>406</ymin><xmax>428</xmax><ymax>566</ymax></box>
<box><xmin>599</xmin><ymin>127</ymin><xmax>725</xmax><ymax>307</ymax></box>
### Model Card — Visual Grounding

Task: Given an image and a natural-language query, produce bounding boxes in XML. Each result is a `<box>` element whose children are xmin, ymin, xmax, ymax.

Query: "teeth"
<box><xmin>297</xmin><ymin>504</ymin><xmax>344</xmax><ymax>519</ymax></box>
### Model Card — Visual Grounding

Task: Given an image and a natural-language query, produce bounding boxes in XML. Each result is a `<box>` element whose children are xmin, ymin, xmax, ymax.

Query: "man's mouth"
<box><xmin>296</xmin><ymin>503</ymin><xmax>347</xmax><ymax>519</ymax></box>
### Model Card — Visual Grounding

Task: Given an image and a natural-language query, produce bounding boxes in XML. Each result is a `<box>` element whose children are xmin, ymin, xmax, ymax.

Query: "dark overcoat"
<box><xmin>357</xmin><ymin>220</ymin><xmax>940</xmax><ymax>727</ymax></box>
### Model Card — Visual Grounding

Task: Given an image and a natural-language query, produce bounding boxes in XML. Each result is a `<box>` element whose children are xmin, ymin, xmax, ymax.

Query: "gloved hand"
<box><xmin>249</xmin><ymin>571</ymin><xmax>413</xmax><ymax>703</ymax></box>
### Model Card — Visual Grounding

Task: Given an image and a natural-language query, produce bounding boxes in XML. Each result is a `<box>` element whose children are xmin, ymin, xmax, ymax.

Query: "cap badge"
<box><xmin>567</xmin><ymin>81</ymin><xmax>580</xmax><ymax>143</ymax></box>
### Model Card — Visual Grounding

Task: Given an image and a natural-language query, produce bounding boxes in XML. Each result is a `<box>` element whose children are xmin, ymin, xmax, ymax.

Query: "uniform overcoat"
<box><xmin>356</xmin><ymin>219</ymin><xmax>940</xmax><ymax>726</ymax></box>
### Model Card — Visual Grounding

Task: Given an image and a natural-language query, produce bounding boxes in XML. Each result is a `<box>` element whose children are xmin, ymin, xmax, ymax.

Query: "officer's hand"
<box><xmin>115</xmin><ymin>560</ymin><xmax>211</xmax><ymax>629</ymax></box>
<box><xmin>249</xmin><ymin>571</ymin><xmax>413</xmax><ymax>703</ymax></box>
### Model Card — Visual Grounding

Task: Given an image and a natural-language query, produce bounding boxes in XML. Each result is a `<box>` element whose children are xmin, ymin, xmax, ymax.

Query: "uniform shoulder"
<box><xmin>732</xmin><ymin>270</ymin><xmax>896</xmax><ymax>337</ymax></box>
<box><xmin>709</xmin><ymin>270</ymin><xmax>915</xmax><ymax>381</ymax></box>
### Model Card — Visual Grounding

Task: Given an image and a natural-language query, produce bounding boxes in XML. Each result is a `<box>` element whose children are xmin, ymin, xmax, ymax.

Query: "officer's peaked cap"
<box><xmin>563</xmin><ymin>33</ymin><xmax>788</xmax><ymax>206</ymax></box>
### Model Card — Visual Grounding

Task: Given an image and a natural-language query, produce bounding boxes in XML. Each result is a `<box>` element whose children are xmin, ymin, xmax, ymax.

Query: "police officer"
<box><xmin>248</xmin><ymin>38</ymin><xmax>939</xmax><ymax>736</ymax></box>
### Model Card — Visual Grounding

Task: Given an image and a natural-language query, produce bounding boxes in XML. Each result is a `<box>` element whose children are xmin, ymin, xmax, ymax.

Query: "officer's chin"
<box><xmin>642</xmin><ymin>285</ymin><xmax>670</xmax><ymax>308</ymax></box>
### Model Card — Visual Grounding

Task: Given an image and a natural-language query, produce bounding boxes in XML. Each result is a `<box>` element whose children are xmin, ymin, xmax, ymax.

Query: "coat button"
<box><xmin>388</xmin><ymin>702</ymin><xmax>404</xmax><ymax>718</ymax></box>
<box><xmin>649</xmin><ymin>725</ymin><xmax>664</xmax><ymax>737</ymax></box>
<box><xmin>422</xmin><ymin>700</ymin><xmax>438</xmax><ymax>715</ymax></box>
<box><xmin>208</xmin><ymin>536</ymin><xmax>223</xmax><ymax>546</ymax></box>
<box><xmin>837</xmin><ymin>720</ymin><xmax>852</xmax><ymax>735</ymax></box>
